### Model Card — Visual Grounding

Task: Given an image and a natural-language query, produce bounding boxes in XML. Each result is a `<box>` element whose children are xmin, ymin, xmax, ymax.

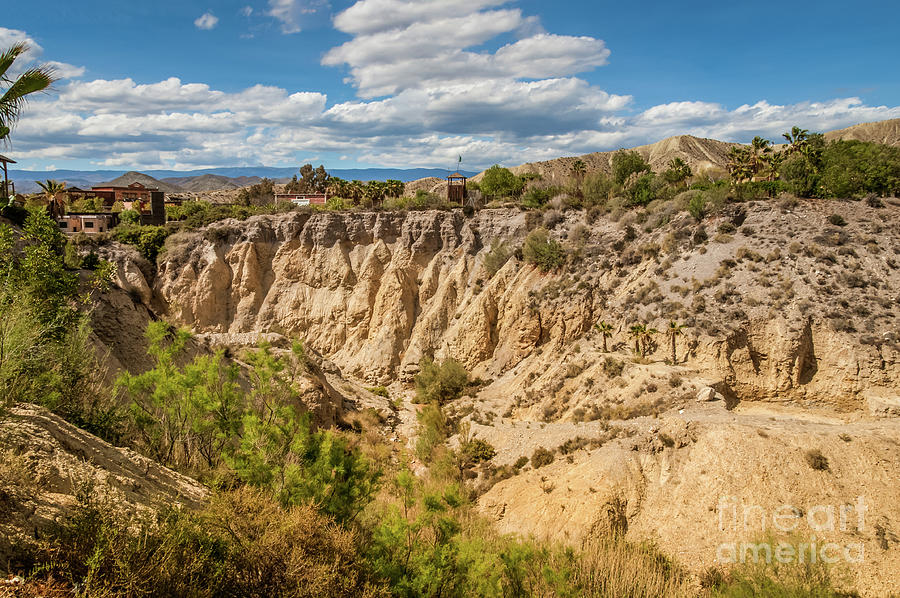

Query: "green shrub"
<box><xmin>583</xmin><ymin>171</ymin><xmax>614</xmax><ymax>207</ymax></box>
<box><xmin>367</xmin><ymin>386</ymin><xmax>390</xmax><ymax>398</ymax></box>
<box><xmin>612</xmin><ymin>150</ymin><xmax>651</xmax><ymax>185</ymax></box>
<box><xmin>521</xmin><ymin>187</ymin><xmax>554</xmax><ymax>209</ymax></box>
<box><xmin>827</xmin><ymin>214</ymin><xmax>846</xmax><ymax>227</ymax></box>
<box><xmin>483</xmin><ymin>240</ymin><xmax>514</xmax><ymax>277</ymax></box>
<box><xmin>602</xmin><ymin>357</ymin><xmax>625</xmax><ymax>378</ymax></box>
<box><xmin>414</xmin><ymin>357</ymin><xmax>469</xmax><ymax>405</ymax></box>
<box><xmin>625</xmin><ymin>173</ymin><xmax>657</xmax><ymax>206</ymax></box>
<box><xmin>462</xmin><ymin>438</ymin><xmax>496</xmax><ymax>464</ymax></box>
<box><xmin>687</xmin><ymin>193</ymin><xmax>707</xmax><ymax>221</ymax></box>
<box><xmin>480</xmin><ymin>165</ymin><xmax>525</xmax><ymax>199</ymax></box>
<box><xmin>36</xmin><ymin>486</ymin><xmax>386</xmax><ymax>598</ymax></box>
<box><xmin>522</xmin><ymin>227</ymin><xmax>564</xmax><ymax>272</ymax></box>
<box><xmin>118</xmin><ymin>208</ymin><xmax>140</xmax><ymax>224</ymax></box>
<box><xmin>111</xmin><ymin>223</ymin><xmax>171</xmax><ymax>262</ymax></box>
<box><xmin>530</xmin><ymin>447</ymin><xmax>555</xmax><ymax>469</ymax></box>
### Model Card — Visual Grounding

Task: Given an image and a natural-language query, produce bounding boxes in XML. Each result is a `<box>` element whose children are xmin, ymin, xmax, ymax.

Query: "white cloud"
<box><xmin>6</xmin><ymin>10</ymin><xmax>900</xmax><ymax>173</ymax></box>
<box><xmin>323</xmin><ymin>2</ymin><xmax>612</xmax><ymax>99</ymax></box>
<box><xmin>0</xmin><ymin>27</ymin><xmax>84</xmax><ymax>80</ymax></box>
<box><xmin>194</xmin><ymin>12</ymin><xmax>219</xmax><ymax>30</ymax></box>
<box><xmin>241</xmin><ymin>6</ymin><xmax>254</xmax><ymax>16</ymax></box>
<box><xmin>45</xmin><ymin>61</ymin><xmax>86</xmax><ymax>79</ymax></box>
<box><xmin>267</xmin><ymin>0</ymin><xmax>329</xmax><ymax>34</ymax></box>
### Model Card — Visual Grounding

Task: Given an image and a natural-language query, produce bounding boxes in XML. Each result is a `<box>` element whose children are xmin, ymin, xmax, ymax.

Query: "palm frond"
<box><xmin>0</xmin><ymin>43</ymin><xmax>28</xmax><ymax>82</ymax></box>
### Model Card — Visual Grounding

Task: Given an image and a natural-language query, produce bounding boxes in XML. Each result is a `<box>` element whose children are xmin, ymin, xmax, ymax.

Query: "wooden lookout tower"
<box><xmin>447</xmin><ymin>172</ymin><xmax>468</xmax><ymax>204</ymax></box>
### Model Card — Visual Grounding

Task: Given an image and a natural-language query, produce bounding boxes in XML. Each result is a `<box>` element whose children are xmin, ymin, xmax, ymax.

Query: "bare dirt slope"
<box><xmin>0</xmin><ymin>405</ymin><xmax>208</xmax><ymax>573</ymax></box>
<box><xmin>826</xmin><ymin>118</ymin><xmax>900</xmax><ymax>146</ymax></box>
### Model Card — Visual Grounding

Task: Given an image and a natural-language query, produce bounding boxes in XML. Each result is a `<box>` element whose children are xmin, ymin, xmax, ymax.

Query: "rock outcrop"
<box><xmin>153</xmin><ymin>203</ymin><xmax>899</xmax><ymax>411</ymax></box>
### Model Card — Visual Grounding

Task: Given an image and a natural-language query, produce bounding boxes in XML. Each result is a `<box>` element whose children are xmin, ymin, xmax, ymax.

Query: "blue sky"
<box><xmin>4</xmin><ymin>0</ymin><xmax>900</xmax><ymax>171</ymax></box>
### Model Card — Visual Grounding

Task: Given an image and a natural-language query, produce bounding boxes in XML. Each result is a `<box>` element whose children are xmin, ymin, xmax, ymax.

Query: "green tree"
<box><xmin>116</xmin><ymin>322</ymin><xmax>242</xmax><ymax>470</ymax></box>
<box><xmin>629</xmin><ymin>324</ymin><xmax>658</xmax><ymax>358</ymax></box>
<box><xmin>625</xmin><ymin>172</ymin><xmax>657</xmax><ymax>206</ymax></box>
<box><xmin>594</xmin><ymin>320</ymin><xmax>613</xmax><ymax>353</ymax></box>
<box><xmin>479</xmin><ymin>165</ymin><xmax>525</xmax><ymax>199</ymax></box>
<box><xmin>749</xmin><ymin>136</ymin><xmax>773</xmax><ymax>175</ymax></box>
<box><xmin>726</xmin><ymin>146</ymin><xmax>753</xmax><ymax>184</ymax></box>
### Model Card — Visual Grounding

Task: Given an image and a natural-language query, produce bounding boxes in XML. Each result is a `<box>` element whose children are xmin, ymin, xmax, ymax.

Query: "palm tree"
<box><xmin>726</xmin><ymin>146</ymin><xmax>753</xmax><ymax>185</ymax></box>
<box><xmin>762</xmin><ymin>151</ymin><xmax>785</xmax><ymax>183</ymax></box>
<box><xmin>35</xmin><ymin>179</ymin><xmax>66</xmax><ymax>200</ymax></box>
<box><xmin>749</xmin><ymin>136</ymin><xmax>772</xmax><ymax>177</ymax></box>
<box><xmin>594</xmin><ymin>320</ymin><xmax>613</xmax><ymax>352</ymax></box>
<box><xmin>1</xmin><ymin>43</ymin><xmax>58</xmax><ymax>144</ymax></box>
<box><xmin>665</xmin><ymin>157</ymin><xmax>692</xmax><ymax>186</ymax></box>
<box><xmin>385</xmin><ymin>179</ymin><xmax>405</xmax><ymax>198</ymax></box>
<box><xmin>571</xmin><ymin>159</ymin><xmax>586</xmax><ymax>181</ymax></box>
<box><xmin>628</xmin><ymin>324</ymin><xmax>645</xmax><ymax>356</ymax></box>
<box><xmin>641</xmin><ymin>327</ymin><xmax>658</xmax><ymax>358</ymax></box>
<box><xmin>666</xmin><ymin>321</ymin><xmax>685</xmax><ymax>363</ymax></box>
<box><xmin>782</xmin><ymin>126</ymin><xmax>809</xmax><ymax>155</ymax></box>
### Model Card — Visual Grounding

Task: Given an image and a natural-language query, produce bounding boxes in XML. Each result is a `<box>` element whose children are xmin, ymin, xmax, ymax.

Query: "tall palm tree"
<box><xmin>1</xmin><ymin>43</ymin><xmax>58</xmax><ymax>144</ymax></box>
<box><xmin>628</xmin><ymin>324</ymin><xmax>645</xmax><ymax>356</ymax></box>
<box><xmin>666</xmin><ymin>321</ymin><xmax>685</xmax><ymax>363</ymax></box>
<box><xmin>594</xmin><ymin>320</ymin><xmax>613</xmax><ymax>352</ymax></box>
<box><xmin>641</xmin><ymin>326</ymin><xmax>658</xmax><ymax>358</ymax></box>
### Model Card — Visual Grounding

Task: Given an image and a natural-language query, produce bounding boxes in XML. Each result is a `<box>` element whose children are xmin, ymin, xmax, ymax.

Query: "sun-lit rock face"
<box><xmin>153</xmin><ymin>205</ymin><xmax>899</xmax><ymax>410</ymax></box>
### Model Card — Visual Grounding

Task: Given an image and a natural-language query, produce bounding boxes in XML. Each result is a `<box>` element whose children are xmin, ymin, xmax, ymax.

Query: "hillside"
<box><xmin>142</xmin><ymin>201</ymin><xmax>899</xmax><ymax>595</ymax></box>
<box><xmin>459</xmin><ymin>118</ymin><xmax>900</xmax><ymax>187</ymax></box>
<box><xmin>826</xmin><ymin>117</ymin><xmax>900</xmax><ymax>145</ymax></box>
<box><xmin>503</xmin><ymin>135</ymin><xmax>738</xmax><ymax>184</ymax></box>
<box><xmin>162</xmin><ymin>173</ymin><xmax>261</xmax><ymax>192</ymax></box>
<box><xmin>100</xmin><ymin>171</ymin><xmax>184</xmax><ymax>194</ymax></box>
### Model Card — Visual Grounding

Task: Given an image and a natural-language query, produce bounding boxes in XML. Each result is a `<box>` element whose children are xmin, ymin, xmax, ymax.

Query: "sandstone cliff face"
<box><xmin>151</xmin><ymin>205</ymin><xmax>899</xmax><ymax>410</ymax></box>
<box><xmin>156</xmin><ymin>209</ymin><xmax>558</xmax><ymax>383</ymax></box>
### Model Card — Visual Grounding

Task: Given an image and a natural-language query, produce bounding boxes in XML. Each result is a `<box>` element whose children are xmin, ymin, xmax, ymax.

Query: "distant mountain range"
<box><xmin>10</xmin><ymin>118</ymin><xmax>900</xmax><ymax>195</ymax></box>
<box><xmin>8</xmin><ymin>167</ymin><xmax>479</xmax><ymax>194</ymax></box>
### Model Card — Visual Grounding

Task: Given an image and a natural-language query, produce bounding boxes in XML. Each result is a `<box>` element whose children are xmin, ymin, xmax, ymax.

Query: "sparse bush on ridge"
<box><xmin>483</xmin><ymin>239</ymin><xmax>514</xmax><ymax>277</ymax></box>
<box><xmin>531</xmin><ymin>446</ymin><xmax>555</xmax><ymax>469</ymax></box>
<box><xmin>522</xmin><ymin>227</ymin><xmax>565</xmax><ymax>271</ymax></box>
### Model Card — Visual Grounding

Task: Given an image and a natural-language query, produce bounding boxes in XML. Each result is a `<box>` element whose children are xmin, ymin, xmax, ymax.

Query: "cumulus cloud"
<box><xmin>0</xmin><ymin>27</ymin><xmax>84</xmax><ymax>80</ymax></box>
<box><xmin>267</xmin><ymin>0</ymin><xmax>330</xmax><ymax>34</ymax></box>
<box><xmin>6</xmin><ymin>4</ymin><xmax>900</xmax><ymax>172</ymax></box>
<box><xmin>194</xmin><ymin>12</ymin><xmax>219</xmax><ymax>30</ymax></box>
<box><xmin>323</xmin><ymin>1</ymin><xmax>611</xmax><ymax>98</ymax></box>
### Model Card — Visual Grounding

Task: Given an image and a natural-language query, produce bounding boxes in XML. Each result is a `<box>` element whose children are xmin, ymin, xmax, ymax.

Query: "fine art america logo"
<box><xmin>716</xmin><ymin>496</ymin><xmax>867</xmax><ymax>564</ymax></box>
